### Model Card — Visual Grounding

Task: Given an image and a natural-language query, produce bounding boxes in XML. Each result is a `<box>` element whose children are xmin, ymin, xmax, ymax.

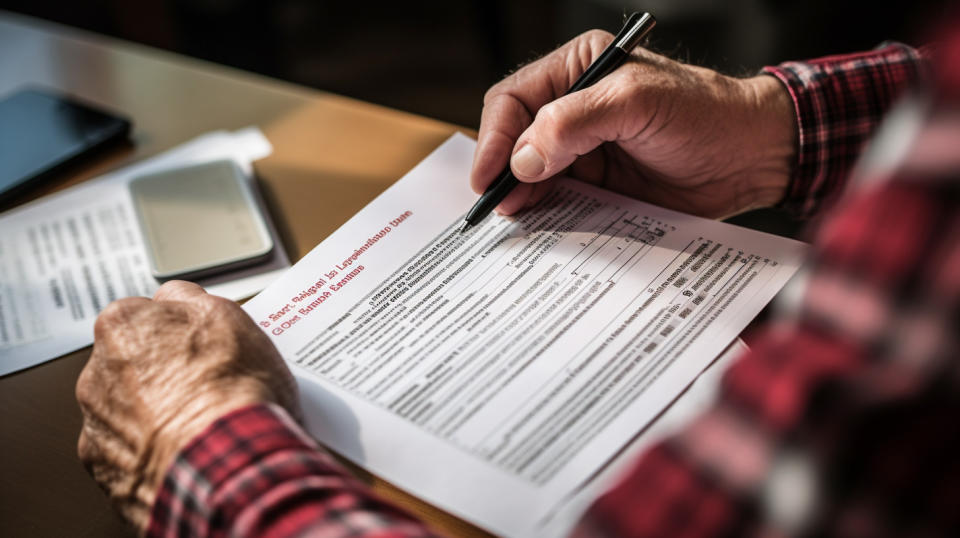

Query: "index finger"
<box><xmin>469</xmin><ymin>30</ymin><xmax>614</xmax><ymax>194</ymax></box>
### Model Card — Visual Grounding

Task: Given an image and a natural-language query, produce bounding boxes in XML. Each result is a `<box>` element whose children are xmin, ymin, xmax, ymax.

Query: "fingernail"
<box><xmin>511</xmin><ymin>144</ymin><xmax>545</xmax><ymax>178</ymax></box>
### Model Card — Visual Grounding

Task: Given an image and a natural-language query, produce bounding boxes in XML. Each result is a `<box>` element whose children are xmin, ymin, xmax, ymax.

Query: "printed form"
<box><xmin>0</xmin><ymin>129</ymin><xmax>287</xmax><ymax>375</ymax></box>
<box><xmin>244</xmin><ymin>133</ymin><xmax>808</xmax><ymax>537</ymax></box>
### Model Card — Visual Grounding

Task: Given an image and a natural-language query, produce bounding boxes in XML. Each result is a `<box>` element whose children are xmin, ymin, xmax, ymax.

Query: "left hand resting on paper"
<box><xmin>75</xmin><ymin>280</ymin><xmax>300</xmax><ymax>529</ymax></box>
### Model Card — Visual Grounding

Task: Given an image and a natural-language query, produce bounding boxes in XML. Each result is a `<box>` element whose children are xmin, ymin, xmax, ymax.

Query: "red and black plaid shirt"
<box><xmin>148</xmin><ymin>37</ymin><xmax>960</xmax><ymax>537</ymax></box>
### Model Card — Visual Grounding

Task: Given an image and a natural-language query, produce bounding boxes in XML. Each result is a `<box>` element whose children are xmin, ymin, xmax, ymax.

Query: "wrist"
<box><xmin>738</xmin><ymin>74</ymin><xmax>797</xmax><ymax>209</ymax></box>
<box><xmin>146</xmin><ymin>386</ymin><xmax>270</xmax><ymax>496</ymax></box>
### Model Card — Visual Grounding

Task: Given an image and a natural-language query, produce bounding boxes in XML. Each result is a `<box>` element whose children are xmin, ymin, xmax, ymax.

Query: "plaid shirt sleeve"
<box><xmin>762</xmin><ymin>42</ymin><xmax>927</xmax><ymax>218</ymax></box>
<box><xmin>575</xmin><ymin>37</ymin><xmax>960</xmax><ymax>537</ymax></box>
<box><xmin>147</xmin><ymin>403</ymin><xmax>438</xmax><ymax>537</ymax></box>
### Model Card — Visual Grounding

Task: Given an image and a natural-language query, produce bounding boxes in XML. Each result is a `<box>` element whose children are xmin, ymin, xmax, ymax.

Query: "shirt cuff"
<box><xmin>762</xmin><ymin>42</ymin><xmax>926</xmax><ymax>218</ymax></box>
<box><xmin>148</xmin><ymin>402</ymin><xmax>435</xmax><ymax>537</ymax></box>
<box><xmin>147</xmin><ymin>403</ymin><xmax>334</xmax><ymax>536</ymax></box>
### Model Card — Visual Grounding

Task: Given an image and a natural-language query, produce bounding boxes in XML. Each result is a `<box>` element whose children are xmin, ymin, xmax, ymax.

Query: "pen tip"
<box><xmin>459</xmin><ymin>222</ymin><xmax>473</xmax><ymax>234</ymax></box>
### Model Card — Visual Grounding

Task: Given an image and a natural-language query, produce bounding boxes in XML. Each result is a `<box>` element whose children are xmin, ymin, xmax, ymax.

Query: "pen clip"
<box><xmin>613</xmin><ymin>12</ymin><xmax>656</xmax><ymax>52</ymax></box>
<box><xmin>619</xmin><ymin>12</ymin><xmax>642</xmax><ymax>33</ymax></box>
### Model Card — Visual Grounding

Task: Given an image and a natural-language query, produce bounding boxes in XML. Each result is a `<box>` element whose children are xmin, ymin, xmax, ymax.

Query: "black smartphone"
<box><xmin>0</xmin><ymin>88</ymin><xmax>131</xmax><ymax>204</ymax></box>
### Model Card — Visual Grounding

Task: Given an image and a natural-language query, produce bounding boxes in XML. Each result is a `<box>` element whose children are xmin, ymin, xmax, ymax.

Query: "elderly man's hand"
<box><xmin>76</xmin><ymin>281</ymin><xmax>300</xmax><ymax>529</ymax></box>
<box><xmin>472</xmin><ymin>29</ymin><xmax>797</xmax><ymax>219</ymax></box>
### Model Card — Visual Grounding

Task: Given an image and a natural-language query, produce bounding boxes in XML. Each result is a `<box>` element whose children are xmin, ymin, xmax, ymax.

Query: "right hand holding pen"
<box><xmin>471</xmin><ymin>29</ymin><xmax>797</xmax><ymax>219</ymax></box>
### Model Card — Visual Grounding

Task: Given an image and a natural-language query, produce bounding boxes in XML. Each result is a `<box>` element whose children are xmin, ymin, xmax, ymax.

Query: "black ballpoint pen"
<box><xmin>460</xmin><ymin>11</ymin><xmax>656</xmax><ymax>234</ymax></box>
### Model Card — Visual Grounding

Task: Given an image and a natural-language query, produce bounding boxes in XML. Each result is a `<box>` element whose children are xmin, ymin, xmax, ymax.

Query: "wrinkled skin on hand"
<box><xmin>471</xmin><ymin>29</ymin><xmax>797</xmax><ymax>219</ymax></box>
<box><xmin>76</xmin><ymin>280</ymin><xmax>300</xmax><ymax>529</ymax></box>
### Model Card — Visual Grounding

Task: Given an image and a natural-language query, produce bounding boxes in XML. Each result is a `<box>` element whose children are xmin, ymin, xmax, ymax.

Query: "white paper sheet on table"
<box><xmin>534</xmin><ymin>336</ymin><xmax>747</xmax><ymax>537</ymax></box>
<box><xmin>243</xmin><ymin>133</ymin><xmax>808</xmax><ymax>537</ymax></box>
<box><xmin>0</xmin><ymin>128</ymin><xmax>288</xmax><ymax>376</ymax></box>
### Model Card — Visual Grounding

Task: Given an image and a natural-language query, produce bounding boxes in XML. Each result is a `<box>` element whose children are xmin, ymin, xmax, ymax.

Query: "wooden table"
<box><xmin>0</xmin><ymin>11</ymin><xmax>486</xmax><ymax>537</ymax></box>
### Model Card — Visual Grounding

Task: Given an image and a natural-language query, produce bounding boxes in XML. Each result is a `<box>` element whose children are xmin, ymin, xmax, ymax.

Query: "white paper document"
<box><xmin>0</xmin><ymin>128</ymin><xmax>288</xmax><ymax>376</ymax></box>
<box><xmin>243</xmin><ymin>133</ymin><xmax>808</xmax><ymax>537</ymax></box>
<box><xmin>537</xmin><ymin>336</ymin><xmax>747</xmax><ymax>537</ymax></box>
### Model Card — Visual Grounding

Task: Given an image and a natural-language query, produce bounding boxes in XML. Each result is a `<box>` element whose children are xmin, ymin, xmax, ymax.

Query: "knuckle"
<box><xmin>154</xmin><ymin>279</ymin><xmax>207</xmax><ymax>303</ymax></box>
<box><xmin>92</xmin><ymin>314</ymin><xmax>110</xmax><ymax>343</ymax></box>
<box><xmin>536</xmin><ymin>102</ymin><xmax>573</xmax><ymax>140</ymax></box>
<box><xmin>483</xmin><ymin>76</ymin><xmax>519</xmax><ymax>107</ymax></box>
<box><xmin>77</xmin><ymin>430</ymin><xmax>93</xmax><ymax>462</ymax></box>
<box><xmin>203</xmin><ymin>295</ymin><xmax>251</xmax><ymax>333</ymax></box>
<box><xmin>595</xmin><ymin>78</ymin><xmax>629</xmax><ymax>112</ymax></box>
<box><xmin>94</xmin><ymin>298</ymin><xmax>141</xmax><ymax>337</ymax></box>
<box><xmin>583</xmin><ymin>29</ymin><xmax>614</xmax><ymax>44</ymax></box>
<box><xmin>578</xmin><ymin>30</ymin><xmax>615</xmax><ymax>65</ymax></box>
<box><xmin>75</xmin><ymin>365</ymin><xmax>94</xmax><ymax>404</ymax></box>
<box><xmin>75</xmin><ymin>354</ymin><xmax>109</xmax><ymax>412</ymax></box>
<box><xmin>100</xmin><ymin>297</ymin><xmax>143</xmax><ymax>320</ymax></box>
<box><xmin>204</xmin><ymin>294</ymin><xmax>240</xmax><ymax>316</ymax></box>
<box><xmin>482</xmin><ymin>84</ymin><xmax>503</xmax><ymax>106</ymax></box>
<box><xmin>154</xmin><ymin>280</ymin><xmax>191</xmax><ymax>300</ymax></box>
<box><xmin>156</xmin><ymin>279</ymin><xmax>188</xmax><ymax>295</ymax></box>
<box><xmin>96</xmin><ymin>300</ymin><xmax>125</xmax><ymax>324</ymax></box>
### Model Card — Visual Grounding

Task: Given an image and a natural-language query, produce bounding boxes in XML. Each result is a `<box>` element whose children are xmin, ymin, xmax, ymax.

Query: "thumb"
<box><xmin>509</xmin><ymin>81</ymin><xmax>626</xmax><ymax>182</ymax></box>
